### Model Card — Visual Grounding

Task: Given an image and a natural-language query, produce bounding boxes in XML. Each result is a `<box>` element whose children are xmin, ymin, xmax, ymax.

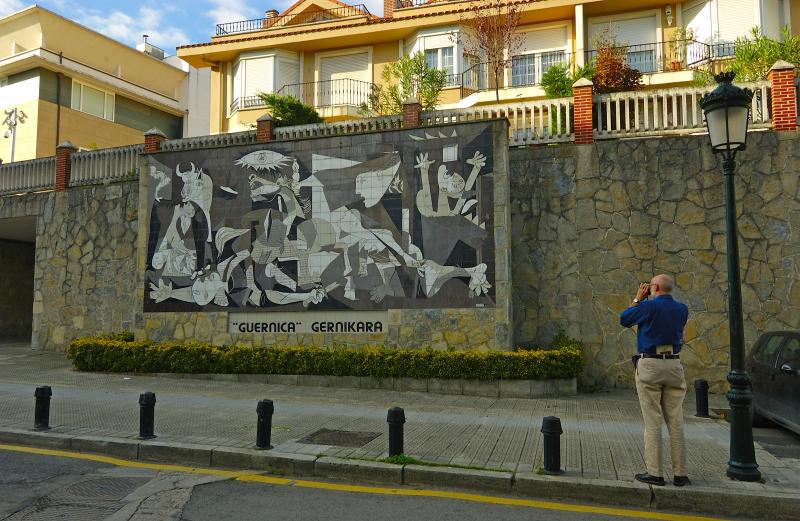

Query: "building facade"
<box><xmin>177</xmin><ymin>0</ymin><xmax>798</xmax><ymax>133</ymax></box>
<box><xmin>0</xmin><ymin>6</ymin><xmax>209</xmax><ymax>164</ymax></box>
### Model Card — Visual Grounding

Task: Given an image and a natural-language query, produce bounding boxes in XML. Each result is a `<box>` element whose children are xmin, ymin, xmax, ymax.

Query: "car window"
<box><xmin>755</xmin><ymin>334</ymin><xmax>785</xmax><ymax>366</ymax></box>
<box><xmin>777</xmin><ymin>338</ymin><xmax>800</xmax><ymax>367</ymax></box>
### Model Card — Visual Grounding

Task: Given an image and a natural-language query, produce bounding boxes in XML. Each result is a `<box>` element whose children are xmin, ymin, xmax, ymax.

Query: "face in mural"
<box><xmin>144</xmin><ymin>124</ymin><xmax>496</xmax><ymax>312</ymax></box>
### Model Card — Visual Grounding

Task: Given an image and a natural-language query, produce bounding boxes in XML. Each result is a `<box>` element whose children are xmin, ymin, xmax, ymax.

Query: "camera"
<box><xmin>641</xmin><ymin>282</ymin><xmax>651</xmax><ymax>296</ymax></box>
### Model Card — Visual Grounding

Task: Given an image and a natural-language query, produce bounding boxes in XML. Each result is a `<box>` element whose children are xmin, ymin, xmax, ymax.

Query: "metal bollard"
<box><xmin>541</xmin><ymin>416</ymin><xmax>563</xmax><ymax>475</ymax></box>
<box><xmin>34</xmin><ymin>386</ymin><xmax>52</xmax><ymax>431</ymax></box>
<box><xmin>256</xmin><ymin>399</ymin><xmax>274</xmax><ymax>450</ymax></box>
<box><xmin>387</xmin><ymin>407</ymin><xmax>405</xmax><ymax>457</ymax></box>
<box><xmin>695</xmin><ymin>379</ymin><xmax>710</xmax><ymax>418</ymax></box>
<box><xmin>138</xmin><ymin>392</ymin><xmax>157</xmax><ymax>439</ymax></box>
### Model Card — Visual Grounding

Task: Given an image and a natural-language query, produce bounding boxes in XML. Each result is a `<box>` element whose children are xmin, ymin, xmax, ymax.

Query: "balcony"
<box><xmin>394</xmin><ymin>0</ymin><xmax>463</xmax><ymax>8</ymax></box>
<box><xmin>215</xmin><ymin>5</ymin><xmax>371</xmax><ymax>36</ymax></box>
<box><xmin>277</xmin><ymin>78</ymin><xmax>376</xmax><ymax>109</ymax></box>
<box><xmin>460</xmin><ymin>51</ymin><xmax>572</xmax><ymax>98</ymax></box>
<box><xmin>584</xmin><ymin>40</ymin><xmax>739</xmax><ymax>75</ymax></box>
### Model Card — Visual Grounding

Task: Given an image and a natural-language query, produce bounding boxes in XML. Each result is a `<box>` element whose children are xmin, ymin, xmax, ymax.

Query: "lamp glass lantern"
<box><xmin>700</xmin><ymin>72</ymin><xmax>753</xmax><ymax>156</ymax></box>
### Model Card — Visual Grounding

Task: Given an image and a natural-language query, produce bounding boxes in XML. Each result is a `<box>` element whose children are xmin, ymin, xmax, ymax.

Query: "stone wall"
<box><xmin>0</xmin><ymin>240</ymin><xmax>35</xmax><ymax>341</ymax></box>
<box><xmin>0</xmin><ymin>183</ymin><xmax>140</xmax><ymax>350</ymax></box>
<box><xmin>511</xmin><ymin>131</ymin><xmax>800</xmax><ymax>390</ymax></box>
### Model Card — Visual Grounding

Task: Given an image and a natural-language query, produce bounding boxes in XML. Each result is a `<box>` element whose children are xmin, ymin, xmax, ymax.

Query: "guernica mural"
<box><xmin>143</xmin><ymin>123</ymin><xmax>497</xmax><ymax>312</ymax></box>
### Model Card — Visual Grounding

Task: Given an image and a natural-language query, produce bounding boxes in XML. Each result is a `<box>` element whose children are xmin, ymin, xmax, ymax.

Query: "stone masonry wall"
<box><xmin>511</xmin><ymin>131</ymin><xmax>800</xmax><ymax>391</ymax></box>
<box><xmin>0</xmin><ymin>240</ymin><xmax>35</xmax><ymax>341</ymax></box>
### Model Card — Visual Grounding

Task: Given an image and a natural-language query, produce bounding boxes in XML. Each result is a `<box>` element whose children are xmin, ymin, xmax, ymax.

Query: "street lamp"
<box><xmin>699</xmin><ymin>71</ymin><xmax>761</xmax><ymax>482</ymax></box>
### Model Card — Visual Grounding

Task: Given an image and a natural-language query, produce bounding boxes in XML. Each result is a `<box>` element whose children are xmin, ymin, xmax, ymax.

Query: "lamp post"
<box><xmin>699</xmin><ymin>72</ymin><xmax>761</xmax><ymax>482</ymax></box>
<box><xmin>3</xmin><ymin>107</ymin><xmax>27</xmax><ymax>163</ymax></box>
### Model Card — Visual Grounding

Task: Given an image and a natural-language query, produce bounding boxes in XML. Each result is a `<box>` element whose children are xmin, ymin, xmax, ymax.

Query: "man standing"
<box><xmin>620</xmin><ymin>274</ymin><xmax>690</xmax><ymax>487</ymax></box>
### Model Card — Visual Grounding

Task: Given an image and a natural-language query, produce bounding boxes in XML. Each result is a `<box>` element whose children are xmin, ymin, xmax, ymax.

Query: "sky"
<box><xmin>0</xmin><ymin>0</ymin><xmax>386</xmax><ymax>54</ymax></box>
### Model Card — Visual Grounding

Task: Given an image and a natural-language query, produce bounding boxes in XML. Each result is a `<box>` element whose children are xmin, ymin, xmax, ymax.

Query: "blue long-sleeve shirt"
<box><xmin>619</xmin><ymin>295</ymin><xmax>689</xmax><ymax>354</ymax></box>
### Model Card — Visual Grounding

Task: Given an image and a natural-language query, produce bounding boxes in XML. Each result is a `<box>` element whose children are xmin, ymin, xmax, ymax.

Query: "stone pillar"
<box><xmin>384</xmin><ymin>0</ymin><xmax>394</xmax><ymax>19</ymax></box>
<box><xmin>402</xmin><ymin>98</ymin><xmax>421</xmax><ymax>128</ymax></box>
<box><xmin>572</xmin><ymin>78</ymin><xmax>594</xmax><ymax>145</ymax></box>
<box><xmin>144</xmin><ymin>128</ymin><xmax>167</xmax><ymax>153</ymax></box>
<box><xmin>256</xmin><ymin>114</ymin><xmax>274</xmax><ymax>142</ymax></box>
<box><xmin>55</xmin><ymin>141</ymin><xmax>77</xmax><ymax>191</ymax></box>
<box><xmin>768</xmin><ymin>60</ymin><xmax>797</xmax><ymax>132</ymax></box>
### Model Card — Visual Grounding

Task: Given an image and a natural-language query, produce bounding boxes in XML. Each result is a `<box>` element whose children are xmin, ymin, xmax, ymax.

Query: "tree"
<box><xmin>458</xmin><ymin>0</ymin><xmax>524</xmax><ymax>102</ymax></box>
<box><xmin>362</xmin><ymin>52</ymin><xmax>448</xmax><ymax>115</ymax></box>
<box><xmin>589</xmin><ymin>28</ymin><xmax>643</xmax><ymax>94</ymax></box>
<box><xmin>256</xmin><ymin>93</ymin><xmax>323</xmax><ymax>127</ymax></box>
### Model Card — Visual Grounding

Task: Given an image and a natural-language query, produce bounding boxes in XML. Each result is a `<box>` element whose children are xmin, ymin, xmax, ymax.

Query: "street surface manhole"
<box><xmin>298</xmin><ymin>429</ymin><xmax>381</xmax><ymax>447</ymax></box>
<box><xmin>65</xmin><ymin>477</ymin><xmax>149</xmax><ymax>500</ymax></box>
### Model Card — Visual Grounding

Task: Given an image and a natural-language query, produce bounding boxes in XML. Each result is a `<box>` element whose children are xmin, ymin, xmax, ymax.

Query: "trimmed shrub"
<box><xmin>67</xmin><ymin>337</ymin><xmax>584</xmax><ymax>381</ymax></box>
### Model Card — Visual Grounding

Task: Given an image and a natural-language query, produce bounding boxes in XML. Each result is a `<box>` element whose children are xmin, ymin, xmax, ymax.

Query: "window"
<box><xmin>462</xmin><ymin>54</ymin><xmax>481</xmax><ymax>89</ymax></box>
<box><xmin>425</xmin><ymin>47</ymin><xmax>456</xmax><ymax>84</ymax></box>
<box><xmin>778</xmin><ymin>338</ymin><xmax>800</xmax><ymax>367</ymax></box>
<box><xmin>511</xmin><ymin>55</ymin><xmax>536</xmax><ymax>86</ymax></box>
<box><xmin>71</xmin><ymin>80</ymin><xmax>114</xmax><ymax>121</ymax></box>
<box><xmin>541</xmin><ymin>50</ymin><xmax>567</xmax><ymax>75</ymax></box>
<box><xmin>755</xmin><ymin>334</ymin><xmax>785</xmax><ymax>366</ymax></box>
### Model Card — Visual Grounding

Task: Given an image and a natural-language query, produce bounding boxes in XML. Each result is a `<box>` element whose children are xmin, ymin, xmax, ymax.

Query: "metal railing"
<box><xmin>583</xmin><ymin>39</ymin><xmax>740</xmax><ymax>75</ymax></box>
<box><xmin>395</xmin><ymin>0</ymin><xmax>462</xmax><ymax>8</ymax></box>
<box><xmin>593</xmin><ymin>81</ymin><xmax>771</xmax><ymax>139</ymax></box>
<box><xmin>277</xmin><ymin>78</ymin><xmax>376</xmax><ymax>108</ymax></box>
<box><xmin>423</xmin><ymin>97</ymin><xmax>575</xmax><ymax>146</ymax></box>
<box><xmin>461</xmin><ymin>51</ymin><xmax>572</xmax><ymax>98</ymax></box>
<box><xmin>70</xmin><ymin>144</ymin><xmax>144</xmax><ymax>186</ymax></box>
<box><xmin>0</xmin><ymin>156</ymin><xmax>56</xmax><ymax>196</ymax></box>
<box><xmin>230</xmin><ymin>96</ymin><xmax>268</xmax><ymax>113</ymax></box>
<box><xmin>216</xmin><ymin>5</ymin><xmax>371</xmax><ymax>36</ymax></box>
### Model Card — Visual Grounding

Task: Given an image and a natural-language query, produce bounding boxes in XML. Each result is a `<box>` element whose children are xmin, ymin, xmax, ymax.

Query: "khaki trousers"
<box><xmin>635</xmin><ymin>357</ymin><xmax>687</xmax><ymax>477</ymax></box>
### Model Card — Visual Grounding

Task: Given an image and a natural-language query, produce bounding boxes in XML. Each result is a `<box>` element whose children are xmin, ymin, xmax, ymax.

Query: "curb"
<box><xmin>1</xmin><ymin>428</ymin><xmax>798</xmax><ymax>520</ymax></box>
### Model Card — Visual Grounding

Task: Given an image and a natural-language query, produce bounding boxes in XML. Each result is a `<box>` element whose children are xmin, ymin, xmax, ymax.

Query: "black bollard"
<box><xmin>256</xmin><ymin>399</ymin><xmax>274</xmax><ymax>450</ymax></box>
<box><xmin>387</xmin><ymin>407</ymin><xmax>405</xmax><ymax>457</ymax></box>
<box><xmin>541</xmin><ymin>416</ymin><xmax>563</xmax><ymax>475</ymax></box>
<box><xmin>138</xmin><ymin>392</ymin><xmax>157</xmax><ymax>439</ymax></box>
<box><xmin>695</xmin><ymin>379</ymin><xmax>710</xmax><ymax>418</ymax></box>
<box><xmin>34</xmin><ymin>386</ymin><xmax>52</xmax><ymax>431</ymax></box>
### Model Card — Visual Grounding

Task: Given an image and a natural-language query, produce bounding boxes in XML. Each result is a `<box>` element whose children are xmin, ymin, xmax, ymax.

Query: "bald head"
<box><xmin>650</xmin><ymin>274</ymin><xmax>674</xmax><ymax>294</ymax></box>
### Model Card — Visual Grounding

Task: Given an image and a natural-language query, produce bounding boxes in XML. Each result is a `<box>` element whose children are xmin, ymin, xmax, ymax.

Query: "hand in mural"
<box><xmin>465</xmin><ymin>150</ymin><xmax>486</xmax><ymax>171</ymax></box>
<box><xmin>414</xmin><ymin>153</ymin><xmax>434</xmax><ymax>172</ymax></box>
<box><xmin>149</xmin><ymin>280</ymin><xmax>174</xmax><ymax>303</ymax></box>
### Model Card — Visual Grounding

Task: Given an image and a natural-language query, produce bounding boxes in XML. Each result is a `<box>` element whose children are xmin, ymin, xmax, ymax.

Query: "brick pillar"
<box><xmin>256</xmin><ymin>114</ymin><xmax>274</xmax><ymax>142</ymax></box>
<box><xmin>768</xmin><ymin>60</ymin><xmax>797</xmax><ymax>132</ymax></box>
<box><xmin>384</xmin><ymin>0</ymin><xmax>394</xmax><ymax>18</ymax></box>
<box><xmin>144</xmin><ymin>128</ymin><xmax>167</xmax><ymax>153</ymax></box>
<box><xmin>572</xmin><ymin>78</ymin><xmax>594</xmax><ymax>145</ymax></box>
<box><xmin>402</xmin><ymin>98</ymin><xmax>421</xmax><ymax>128</ymax></box>
<box><xmin>55</xmin><ymin>141</ymin><xmax>77</xmax><ymax>191</ymax></box>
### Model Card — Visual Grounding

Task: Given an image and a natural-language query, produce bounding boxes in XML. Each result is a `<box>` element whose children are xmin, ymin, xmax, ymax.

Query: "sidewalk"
<box><xmin>1</xmin><ymin>343</ymin><xmax>798</xmax><ymax>518</ymax></box>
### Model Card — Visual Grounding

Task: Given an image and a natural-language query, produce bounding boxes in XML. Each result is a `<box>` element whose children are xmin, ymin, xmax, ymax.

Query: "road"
<box><xmin>0</xmin><ymin>446</ymin><xmax>751</xmax><ymax>521</ymax></box>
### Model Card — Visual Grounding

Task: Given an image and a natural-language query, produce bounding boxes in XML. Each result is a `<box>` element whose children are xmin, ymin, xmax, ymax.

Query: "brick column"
<box><xmin>55</xmin><ymin>141</ymin><xmax>77</xmax><ymax>191</ymax></box>
<box><xmin>144</xmin><ymin>128</ymin><xmax>167</xmax><ymax>153</ymax></box>
<box><xmin>402</xmin><ymin>98</ymin><xmax>421</xmax><ymax>128</ymax></box>
<box><xmin>572</xmin><ymin>78</ymin><xmax>594</xmax><ymax>145</ymax></box>
<box><xmin>256</xmin><ymin>114</ymin><xmax>274</xmax><ymax>142</ymax></box>
<box><xmin>768</xmin><ymin>60</ymin><xmax>797</xmax><ymax>132</ymax></box>
<box><xmin>384</xmin><ymin>0</ymin><xmax>394</xmax><ymax>19</ymax></box>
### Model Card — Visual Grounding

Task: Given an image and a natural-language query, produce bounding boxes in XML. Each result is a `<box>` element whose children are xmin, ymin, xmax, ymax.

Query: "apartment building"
<box><xmin>0</xmin><ymin>6</ymin><xmax>210</xmax><ymax>164</ymax></box>
<box><xmin>176</xmin><ymin>0</ymin><xmax>797</xmax><ymax>133</ymax></box>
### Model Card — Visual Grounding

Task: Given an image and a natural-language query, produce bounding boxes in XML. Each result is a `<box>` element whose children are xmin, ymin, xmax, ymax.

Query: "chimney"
<box><xmin>384</xmin><ymin>0</ymin><xmax>394</xmax><ymax>19</ymax></box>
<box><xmin>265</xmin><ymin>9</ymin><xmax>279</xmax><ymax>18</ymax></box>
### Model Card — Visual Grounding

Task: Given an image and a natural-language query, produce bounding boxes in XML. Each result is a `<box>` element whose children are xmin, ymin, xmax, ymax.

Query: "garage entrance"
<box><xmin>0</xmin><ymin>216</ymin><xmax>36</xmax><ymax>343</ymax></box>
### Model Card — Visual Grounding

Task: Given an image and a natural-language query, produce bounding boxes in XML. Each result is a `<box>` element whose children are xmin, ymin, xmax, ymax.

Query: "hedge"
<box><xmin>66</xmin><ymin>335</ymin><xmax>584</xmax><ymax>381</ymax></box>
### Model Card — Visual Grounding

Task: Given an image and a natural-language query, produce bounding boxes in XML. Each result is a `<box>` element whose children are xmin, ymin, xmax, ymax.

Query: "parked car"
<box><xmin>748</xmin><ymin>331</ymin><xmax>800</xmax><ymax>435</ymax></box>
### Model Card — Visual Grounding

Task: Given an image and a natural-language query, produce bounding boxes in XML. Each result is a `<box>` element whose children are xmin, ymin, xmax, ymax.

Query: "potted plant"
<box><xmin>669</xmin><ymin>26</ymin><xmax>696</xmax><ymax>71</ymax></box>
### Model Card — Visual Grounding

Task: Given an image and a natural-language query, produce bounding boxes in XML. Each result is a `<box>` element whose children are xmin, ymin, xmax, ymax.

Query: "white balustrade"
<box><xmin>423</xmin><ymin>98</ymin><xmax>575</xmax><ymax>146</ymax></box>
<box><xmin>69</xmin><ymin>144</ymin><xmax>144</xmax><ymax>186</ymax></box>
<box><xmin>0</xmin><ymin>157</ymin><xmax>56</xmax><ymax>196</ymax></box>
<box><xmin>593</xmin><ymin>81</ymin><xmax>772</xmax><ymax>139</ymax></box>
<box><xmin>274</xmin><ymin>115</ymin><xmax>402</xmax><ymax>140</ymax></box>
<box><xmin>162</xmin><ymin>131</ymin><xmax>257</xmax><ymax>151</ymax></box>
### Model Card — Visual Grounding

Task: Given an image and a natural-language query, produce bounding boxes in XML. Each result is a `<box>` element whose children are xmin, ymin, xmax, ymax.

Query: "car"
<box><xmin>748</xmin><ymin>331</ymin><xmax>800</xmax><ymax>435</ymax></box>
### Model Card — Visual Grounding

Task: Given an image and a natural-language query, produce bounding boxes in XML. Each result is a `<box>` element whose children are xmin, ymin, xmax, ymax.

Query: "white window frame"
<box><xmin>314</xmin><ymin>46</ymin><xmax>374</xmax><ymax>107</ymax></box>
<box><xmin>587</xmin><ymin>9</ymin><xmax>663</xmax><ymax>74</ymax></box>
<box><xmin>70</xmin><ymin>79</ymin><xmax>115</xmax><ymax>121</ymax></box>
<box><xmin>407</xmin><ymin>26</ymin><xmax>462</xmax><ymax>87</ymax></box>
<box><xmin>508</xmin><ymin>21</ymin><xmax>572</xmax><ymax>88</ymax></box>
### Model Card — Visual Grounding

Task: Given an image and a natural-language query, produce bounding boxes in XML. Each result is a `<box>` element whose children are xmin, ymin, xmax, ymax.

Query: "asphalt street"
<box><xmin>0</xmin><ymin>448</ymin><xmax>749</xmax><ymax>521</ymax></box>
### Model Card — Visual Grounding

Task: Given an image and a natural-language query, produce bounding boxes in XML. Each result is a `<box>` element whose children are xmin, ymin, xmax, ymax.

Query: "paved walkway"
<box><xmin>0</xmin><ymin>343</ymin><xmax>797</xmax><ymax>497</ymax></box>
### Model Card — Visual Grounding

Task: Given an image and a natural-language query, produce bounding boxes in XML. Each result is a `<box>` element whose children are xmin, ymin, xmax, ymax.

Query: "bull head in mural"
<box><xmin>176</xmin><ymin>162</ymin><xmax>213</xmax><ymax>242</ymax></box>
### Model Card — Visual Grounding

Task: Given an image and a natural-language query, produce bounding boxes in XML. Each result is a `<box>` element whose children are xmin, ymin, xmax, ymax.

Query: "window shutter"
<box><xmin>684</xmin><ymin>0</ymin><xmax>713</xmax><ymax>42</ymax></box>
<box><xmin>519</xmin><ymin>26</ymin><xmax>568</xmax><ymax>54</ymax></box>
<box><xmin>277</xmin><ymin>60</ymin><xmax>298</xmax><ymax>91</ymax></box>
<box><xmin>243</xmin><ymin>57</ymin><xmax>273</xmax><ymax>97</ymax></box>
<box><xmin>319</xmin><ymin>52</ymin><xmax>369</xmax><ymax>83</ymax></box>
<box><xmin>590</xmin><ymin>15</ymin><xmax>657</xmax><ymax>46</ymax></box>
<box><xmin>716</xmin><ymin>0</ymin><xmax>756</xmax><ymax>41</ymax></box>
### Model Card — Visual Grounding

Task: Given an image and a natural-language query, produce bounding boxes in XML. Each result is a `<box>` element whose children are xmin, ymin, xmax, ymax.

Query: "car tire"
<box><xmin>752</xmin><ymin>409</ymin><xmax>773</xmax><ymax>428</ymax></box>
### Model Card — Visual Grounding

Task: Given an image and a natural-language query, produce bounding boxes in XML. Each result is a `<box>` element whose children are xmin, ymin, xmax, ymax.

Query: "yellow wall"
<box><xmin>793</xmin><ymin>0</ymin><xmax>800</xmax><ymax>36</ymax></box>
<box><xmin>36</xmin><ymin>100</ymin><xmax>144</xmax><ymax>155</ymax></box>
<box><xmin>372</xmin><ymin>40</ymin><xmax>399</xmax><ymax>85</ymax></box>
<box><xmin>0</xmin><ymin>12</ymin><xmax>42</xmax><ymax>58</ymax></box>
<box><xmin>0</xmin><ymin>99</ymin><xmax>39</xmax><ymax>163</ymax></box>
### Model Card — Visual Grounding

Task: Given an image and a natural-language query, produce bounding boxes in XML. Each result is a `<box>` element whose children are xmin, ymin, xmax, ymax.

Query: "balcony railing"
<box><xmin>277</xmin><ymin>78</ymin><xmax>376</xmax><ymax>109</ymax></box>
<box><xmin>216</xmin><ymin>5</ymin><xmax>371</xmax><ymax>36</ymax></box>
<box><xmin>395</xmin><ymin>0</ymin><xmax>462</xmax><ymax>8</ymax></box>
<box><xmin>229</xmin><ymin>95</ymin><xmax>268</xmax><ymax>113</ymax></box>
<box><xmin>584</xmin><ymin>40</ymin><xmax>740</xmax><ymax>75</ymax></box>
<box><xmin>461</xmin><ymin>51</ymin><xmax>572</xmax><ymax>98</ymax></box>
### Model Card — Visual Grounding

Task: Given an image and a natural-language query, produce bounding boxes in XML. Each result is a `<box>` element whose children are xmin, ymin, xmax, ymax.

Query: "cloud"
<box><xmin>205</xmin><ymin>0</ymin><xmax>259</xmax><ymax>27</ymax></box>
<box><xmin>75</xmin><ymin>5</ymin><xmax>190</xmax><ymax>53</ymax></box>
<box><xmin>0</xmin><ymin>0</ymin><xmax>26</xmax><ymax>17</ymax></box>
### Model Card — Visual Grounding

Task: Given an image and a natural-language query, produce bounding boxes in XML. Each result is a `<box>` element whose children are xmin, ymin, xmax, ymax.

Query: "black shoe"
<box><xmin>673</xmin><ymin>476</ymin><xmax>691</xmax><ymax>487</ymax></box>
<box><xmin>635</xmin><ymin>473</ymin><xmax>666</xmax><ymax>486</ymax></box>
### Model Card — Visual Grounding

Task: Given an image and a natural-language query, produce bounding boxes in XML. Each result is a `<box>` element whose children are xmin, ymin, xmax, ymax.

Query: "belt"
<box><xmin>640</xmin><ymin>353</ymin><xmax>680</xmax><ymax>360</ymax></box>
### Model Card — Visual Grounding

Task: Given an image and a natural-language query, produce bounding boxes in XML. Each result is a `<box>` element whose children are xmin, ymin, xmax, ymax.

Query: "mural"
<box><xmin>144</xmin><ymin>123</ymin><xmax>496</xmax><ymax>312</ymax></box>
